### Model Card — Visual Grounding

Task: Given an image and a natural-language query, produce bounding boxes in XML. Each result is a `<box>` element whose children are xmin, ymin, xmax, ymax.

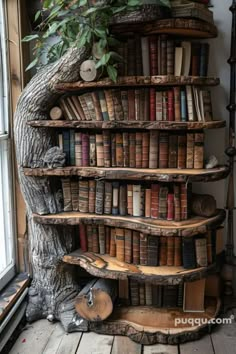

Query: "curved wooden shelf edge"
<box><xmin>55</xmin><ymin>76</ymin><xmax>220</xmax><ymax>92</ymax></box>
<box><xmin>23</xmin><ymin>165</ymin><xmax>230</xmax><ymax>183</ymax></box>
<box><xmin>89</xmin><ymin>298</ymin><xmax>221</xmax><ymax>345</ymax></box>
<box><xmin>63</xmin><ymin>250</ymin><xmax>216</xmax><ymax>285</ymax></box>
<box><xmin>33</xmin><ymin>209</ymin><xmax>226</xmax><ymax>237</ymax></box>
<box><xmin>27</xmin><ymin>120</ymin><xmax>226</xmax><ymax>131</ymax></box>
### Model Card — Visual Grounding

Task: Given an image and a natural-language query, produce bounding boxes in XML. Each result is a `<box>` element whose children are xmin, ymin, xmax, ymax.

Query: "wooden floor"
<box><xmin>9</xmin><ymin>310</ymin><xmax>236</xmax><ymax>354</ymax></box>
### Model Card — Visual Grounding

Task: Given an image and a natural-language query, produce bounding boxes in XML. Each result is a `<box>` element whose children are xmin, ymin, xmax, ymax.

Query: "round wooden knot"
<box><xmin>80</xmin><ymin>60</ymin><xmax>97</xmax><ymax>82</ymax></box>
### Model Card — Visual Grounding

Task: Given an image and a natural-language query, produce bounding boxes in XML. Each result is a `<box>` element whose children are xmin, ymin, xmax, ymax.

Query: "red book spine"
<box><xmin>105</xmin><ymin>226</ymin><xmax>110</xmax><ymax>254</ymax></box>
<box><xmin>167</xmin><ymin>193</ymin><xmax>174</xmax><ymax>221</ymax></box>
<box><xmin>167</xmin><ymin>90</ymin><xmax>174</xmax><ymax>121</ymax></box>
<box><xmin>150</xmin><ymin>88</ymin><xmax>156</xmax><ymax>121</ymax></box>
<box><xmin>180</xmin><ymin>184</ymin><xmax>188</xmax><ymax>220</ymax></box>
<box><xmin>82</xmin><ymin>133</ymin><xmax>89</xmax><ymax>166</ymax></box>
<box><xmin>149</xmin><ymin>36</ymin><xmax>158</xmax><ymax>75</ymax></box>
<box><xmin>151</xmin><ymin>184</ymin><xmax>159</xmax><ymax>219</ymax></box>
<box><xmin>128</xmin><ymin>90</ymin><xmax>135</xmax><ymax>120</ymax></box>
<box><xmin>79</xmin><ymin>224</ymin><xmax>87</xmax><ymax>251</ymax></box>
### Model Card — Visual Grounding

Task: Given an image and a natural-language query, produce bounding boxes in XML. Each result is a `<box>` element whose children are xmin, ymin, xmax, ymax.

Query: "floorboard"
<box><xmin>143</xmin><ymin>344</ymin><xmax>178</xmax><ymax>354</ymax></box>
<box><xmin>180</xmin><ymin>335</ymin><xmax>214</xmax><ymax>354</ymax></box>
<box><xmin>42</xmin><ymin>323</ymin><xmax>64</xmax><ymax>354</ymax></box>
<box><xmin>211</xmin><ymin>310</ymin><xmax>236</xmax><ymax>354</ymax></box>
<box><xmin>111</xmin><ymin>336</ymin><xmax>141</xmax><ymax>354</ymax></box>
<box><xmin>76</xmin><ymin>332</ymin><xmax>114</xmax><ymax>354</ymax></box>
<box><xmin>56</xmin><ymin>332</ymin><xmax>82</xmax><ymax>354</ymax></box>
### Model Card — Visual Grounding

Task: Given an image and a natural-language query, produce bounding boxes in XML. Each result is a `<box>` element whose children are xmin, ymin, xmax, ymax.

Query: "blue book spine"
<box><xmin>69</xmin><ymin>129</ymin><xmax>75</xmax><ymax>166</ymax></box>
<box><xmin>98</xmin><ymin>91</ymin><xmax>109</xmax><ymax>121</ymax></box>
<box><xmin>180</xmin><ymin>90</ymin><xmax>187</xmax><ymax>122</ymax></box>
<box><xmin>62</xmin><ymin>130</ymin><xmax>70</xmax><ymax>165</ymax></box>
<box><xmin>199</xmin><ymin>43</ymin><xmax>209</xmax><ymax>77</ymax></box>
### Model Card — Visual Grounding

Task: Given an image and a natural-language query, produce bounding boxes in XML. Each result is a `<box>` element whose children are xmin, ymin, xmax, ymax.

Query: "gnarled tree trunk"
<box><xmin>14</xmin><ymin>46</ymin><xmax>89</xmax><ymax>332</ymax></box>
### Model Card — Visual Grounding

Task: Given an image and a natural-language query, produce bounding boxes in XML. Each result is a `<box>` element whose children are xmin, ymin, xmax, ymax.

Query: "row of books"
<box><xmin>116</xmin><ymin>36</ymin><xmax>209</xmax><ymax>77</ymax></box>
<box><xmin>78</xmin><ymin>224</ymin><xmax>216</xmax><ymax>269</ymax></box>
<box><xmin>57</xmin><ymin>86</ymin><xmax>213</xmax><ymax>122</ymax></box>
<box><xmin>62</xmin><ymin>180</ymin><xmax>191</xmax><ymax>221</ymax></box>
<box><xmin>59</xmin><ymin>131</ymin><xmax>205</xmax><ymax>169</ymax></box>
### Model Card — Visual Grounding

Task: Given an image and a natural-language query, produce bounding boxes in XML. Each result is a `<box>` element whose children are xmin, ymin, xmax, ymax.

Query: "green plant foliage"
<box><xmin>23</xmin><ymin>0</ymin><xmax>170</xmax><ymax>81</ymax></box>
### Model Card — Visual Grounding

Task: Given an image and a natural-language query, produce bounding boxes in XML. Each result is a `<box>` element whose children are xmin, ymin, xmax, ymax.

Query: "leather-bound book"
<box><xmin>119</xmin><ymin>184</ymin><xmax>127</xmax><ymax>216</ymax></box>
<box><xmin>105</xmin><ymin>226</ymin><xmax>110</xmax><ymax>254</ymax></box>
<box><xmin>75</xmin><ymin>132</ymin><xmax>82</xmax><ymax>167</ymax></box>
<box><xmin>135</xmin><ymin>89</ymin><xmax>141</xmax><ymax>121</ymax></box>
<box><xmin>133</xmin><ymin>184</ymin><xmax>141</xmax><ymax>217</ymax></box>
<box><xmin>127</xmin><ymin>184</ymin><xmax>133</xmax><ymax>216</ymax></box>
<box><xmin>167</xmin><ymin>193</ymin><xmax>174</xmax><ymax>221</ymax></box>
<box><xmin>155</xmin><ymin>92</ymin><xmax>162</xmax><ymax>122</ymax></box>
<box><xmin>174</xmin><ymin>184</ymin><xmax>181</xmax><ymax>221</ymax></box>
<box><xmin>112</xmin><ymin>89</ymin><xmax>124</xmax><ymax>120</ymax></box>
<box><xmin>149</xmin><ymin>35</ymin><xmax>158</xmax><ymax>75</ymax></box>
<box><xmin>115</xmin><ymin>228</ymin><xmax>125</xmax><ymax>262</ymax></box>
<box><xmin>116</xmin><ymin>133</ymin><xmax>123</xmax><ymax>167</ymax></box>
<box><xmin>145</xmin><ymin>188</ymin><xmax>151</xmax><ymax>218</ymax></box>
<box><xmin>112</xmin><ymin>182</ymin><xmax>119</xmax><ymax>215</ymax></box>
<box><xmin>95</xmin><ymin>134</ymin><xmax>104</xmax><ymax>167</ymax></box>
<box><xmin>128</xmin><ymin>90</ymin><xmax>135</xmax><ymax>120</ymax></box>
<box><xmin>123</xmin><ymin>132</ymin><xmax>129</xmax><ymax>167</ymax></box>
<box><xmin>135</xmin><ymin>132</ymin><xmax>142</xmax><ymax>168</ymax></box>
<box><xmin>174</xmin><ymin>237</ymin><xmax>182</xmax><ymax>266</ymax></box>
<box><xmin>62</xmin><ymin>130</ymin><xmax>70</xmax><ymax>165</ymax></box>
<box><xmin>95</xmin><ymin>180</ymin><xmax>104</xmax><ymax>215</ymax></box>
<box><xmin>129</xmin><ymin>133</ymin><xmax>136</xmax><ymax>168</ymax></box>
<box><xmin>104</xmin><ymin>182</ymin><xmax>112</xmax><ymax>215</ymax></box>
<box><xmin>104</xmin><ymin>89</ymin><xmax>115</xmax><ymax>121</ymax></box>
<box><xmin>127</xmin><ymin>38</ymin><xmax>136</xmax><ymax>75</ymax></box>
<box><xmin>71</xmin><ymin>180</ymin><xmax>79</xmax><ymax>211</ymax></box>
<box><xmin>150</xmin><ymin>88</ymin><xmax>156</xmax><ymax>121</ymax></box>
<box><xmin>139</xmin><ymin>88</ymin><xmax>145</xmax><ymax>121</ymax></box>
<box><xmin>151</xmin><ymin>184</ymin><xmax>159</xmax><ymax>219</ymax></box>
<box><xmin>195</xmin><ymin>237</ymin><xmax>208</xmax><ymax>267</ymax></box>
<box><xmin>160</xmin><ymin>35</ymin><xmax>167</xmax><ymax>75</ymax></box>
<box><xmin>92</xmin><ymin>226</ymin><xmax>99</xmax><ymax>253</ymax></box>
<box><xmin>147</xmin><ymin>236</ymin><xmax>159</xmax><ymax>266</ymax></box>
<box><xmin>82</xmin><ymin>133</ymin><xmax>89</xmax><ymax>166</ymax></box>
<box><xmin>130</xmin><ymin>279</ymin><xmax>139</xmax><ymax>306</ymax></box>
<box><xmin>145</xmin><ymin>283</ymin><xmax>152</xmax><ymax>306</ymax></box>
<box><xmin>111</xmin><ymin>133</ymin><xmax>116</xmax><ymax>167</ymax></box>
<box><xmin>109</xmin><ymin>228</ymin><xmax>116</xmax><ymax>257</ymax></box>
<box><xmin>118</xmin><ymin>279</ymin><xmax>130</xmax><ymax>305</ymax></box>
<box><xmin>167</xmin><ymin>90</ymin><xmax>175</xmax><ymax>121</ymax></box>
<box><xmin>121</xmin><ymin>90</ymin><xmax>128</xmax><ymax>120</ymax></box>
<box><xmin>78</xmin><ymin>94</ymin><xmax>90</xmax><ymax>120</ymax></box>
<box><xmin>186</xmin><ymin>85</ymin><xmax>196</xmax><ymax>121</ymax></box>
<box><xmin>79</xmin><ymin>180</ymin><xmax>89</xmax><ymax>213</ymax></box>
<box><xmin>135</xmin><ymin>35</ymin><xmax>143</xmax><ymax>75</ymax></box>
<box><xmin>102</xmin><ymin>131</ymin><xmax>111</xmax><ymax>168</ymax></box>
<box><xmin>140</xmin><ymin>233</ymin><xmax>148</xmax><ymax>266</ymax></box>
<box><xmin>180</xmin><ymin>183</ymin><xmax>188</xmax><ymax>220</ymax></box>
<box><xmin>173</xmin><ymin>87</ymin><xmax>181</xmax><ymax>122</ymax></box>
<box><xmin>133</xmin><ymin>231</ymin><xmax>140</xmax><ymax>264</ymax></box>
<box><xmin>199</xmin><ymin>43</ymin><xmax>209</xmax><ymax>77</ymax></box>
<box><xmin>186</xmin><ymin>133</ymin><xmax>194</xmax><ymax>169</ymax></box>
<box><xmin>88</xmin><ymin>180</ymin><xmax>96</xmax><ymax>214</ymax></box>
<box><xmin>89</xmin><ymin>134</ymin><xmax>96</xmax><ymax>166</ymax></box>
<box><xmin>139</xmin><ymin>283</ymin><xmax>145</xmax><ymax>305</ymax></box>
<box><xmin>87</xmin><ymin>225</ymin><xmax>93</xmax><ymax>252</ymax></box>
<box><xmin>79</xmin><ymin>224</ymin><xmax>87</xmax><ymax>252</ymax></box>
<box><xmin>71</xmin><ymin>96</ymin><xmax>86</xmax><ymax>121</ymax></box>
<box><xmin>116</xmin><ymin>43</ymin><xmax>125</xmax><ymax>76</ymax></box>
<box><xmin>194</xmin><ymin>133</ymin><xmax>204</xmax><ymax>169</ymax></box>
<box><xmin>61</xmin><ymin>178</ymin><xmax>72</xmax><ymax>211</ymax></box>
<box><xmin>159</xmin><ymin>236</ymin><xmax>167</xmax><ymax>266</ymax></box>
<box><xmin>167</xmin><ymin>236</ymin><xmax>175</xmax><ymax>266</ymax></box>
<box><xmin>141</xmin><ymin>132</ymin><xmax>149</xmax><ymax>168</ymax></box>
<box><xmin>83</xmin><ymin>93</ymin><xmax>96</xmax><ymax>121</ymax></box>
<box><xmin>98</xmin><ymin>225</ymin><xmax>105</xmax><ymax>255</ymax></box>
<box><xmin>125</xmin><ymin>229</ymin><xmax>132</xmax><ymax>263</ymax></box>
<box><xmin>141</xmin><ymin>37</ymin><xmax>150</xmax><ymax>76</ymax></box>
<box><xmin>167</xmin><ymin>39</ymin><xmax>174</xmax><ymax>75</ymax></box>
<box><xmin>159</xmin><ymin>186</ymin><xmax>168</xmax><ymax>219</ymax></box>
<box><xmin>152</xmin><ymin>284</ymin><xmax>162</xmax><ymax>307</ymax></box>
<box><xmin>91</xmin><ymin>92</ymin><xmax>103</xmax><ymax>121</ymax></box>
<box><xmin>149</xmin><ymin>131</ymin><xmax>159</xmax><ymax>168</ymax></box>
<box><xmin>180</xmin><ymin>89</ymin><xmax>187</xmax><ymax>122</ymax></box>
<box><xmin>140</xmin><ymin>186</ymin><xmax>145</xmax><ymax>217</ymax></box>
<box><xmin>159</xmin><ymin>132</ymin><xmax>169</xmax><ymax>168</ymax></box>
<box><xmin>177</xmin><ymin>134</ymin><xmax>187</xmax><ymax>169</ymax></box>
<box><xmin>182</xmin><ymin>237</ymin><xmax>196</xmax><ymax>269</ymax></box>
<box><xmin>168</xmin><ymin>134</ymin><xmax>178</xmax><ymax>168</ymax></box>
<box><xmin>162</xmin><ymin>285</ymin><xmax>178</xmax><ymax>308</ymax></box>
<box><xmin>98</xmin><ymin>90</ymin><xmax>109</xmax><ymax>121</ymax></box>
<box><xmin>191</xmin><ymin>42</ymin><xmax>201</xmax><ymax>76</ymax></box>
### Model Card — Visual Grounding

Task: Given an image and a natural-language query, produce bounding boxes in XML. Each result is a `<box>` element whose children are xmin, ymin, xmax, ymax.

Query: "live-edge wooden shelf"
<box><xmin>63</xmin><ymin>250</ymin><xmax>216</xmax><ymax>285</ymax></box>
<box><xmin>27</xmin><ymin>120</ymin><xmax>226</xmax><ymax>131</ymax></box>
<box><xmin>55</xmin><ymin>76</ymin><xmax>219</xmax><ymax>92</ymax></box>
<box><xmin>33</xmin><ymin>209</ymin><xmax>225</xmax><ymax>237</ymax></box>
<box><xmin>88</xmin><ymin>298</ymin><xmax>221</xmax><ymax>345</ymax></box>
<box><xmin>24</xmin><ymin>165</ymin><xmax>229</xmax><ymax>183</ymax></box>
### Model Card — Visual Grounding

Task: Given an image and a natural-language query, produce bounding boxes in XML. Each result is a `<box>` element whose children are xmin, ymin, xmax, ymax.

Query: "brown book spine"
<box><xmin>127</xmin><ymin>38</ymin><xmax>136</xmax><ymax>75</ymax></box>
<box><xmin>78</xmin><ymin>94</ymin><xmax>90</xmax><ymax>120</ymax></box>
<box><xmin>168</xmin><ymin>134</ymin><xmax>178</xmax><ymax>168</ymax></box>
<box><xmin>159</xmin><ymin>132</ymin><xmax>169</xmax><ymax>168</ymax></box>
<box><xmin>109</xmin><ymin>228</ymin><xmax>116</xmax><ymax>257</ymax></box>
<box><xmin>168</xmin><ymin>89</ymin><xmax>175</xmax><ymax>122</ymax></box>
<box><xmin>140</xmin><ymin>186</ymin><xmax>145</xmax><ymax>217</ymax></box>
<box><xmin>104</xmin><ymin>182</ymin><xmax>112</xmax><ymax>215</ymax></box>
<box><xmin>92</xmin><ymin>226</ymin><xmax>99</xmax><ymax>253</ymax></box>
<box><xmin>167</xmin><ymin>236</ymin><xmax>175</xmax><ymax>266</ymax></box>
<box><xmin>95</xmin><ymin>134</ymin><xmax>104</xmax><ymax>167</ymax></box>
<box><xmin>144</xmin><ymin>88</ymin><xmax>150</xmax><ymax>121</ymax></box>
<box><xmin>123</xmin><ymin>132</ymin><xmax>129</xmax><ymax>167</ymax></box>
<box><xmin>177</xmin><ymin>134</ymin><xmax>187</xmax><ymax>169</ymax></box>
<box><xmin>159</xmin><ymin>236</ymin><xmax>167</xmax><ymax>266</ymax></box>
<box><xmin>145</xmin><ymin>283</ymin><xmax>152</xmax><ymax>306</ymax></box>
<box><xmin>130</xmin><ymin>279</ymin><xmax>139</xmax><ymax>306</ymax></box>
<box><xmin>159</xmin><ymin>186</ymin><xmax>168</xmax><ymax>219</ymax></box>
<box><xmin>95</xmin><ymin>180</ymin><xmax>104</xmax><ymax>215</ymax></box>
<box><xmin>75</xmin><ymin>132</ymin><xmax>82</xmax><ymax>167</ymax></box>
<box><xmin>103</xmin><ymin>131</ymin><xmax>111</xmax><ymax>168</ymax></box>
<box><xmin>151</xmin><ymin>184</ymin><xmax>159</xmax><ymax>219</ymax></box>
<box><xmin>104</xmin><ymin>89</ymin><xmax>115</xmax><ymax>120</ymax></box>
<box><xmin>142</xmin><ymin>132</ymin><xmax>149</xmax><ymax>168</ymax></box>
<box><xmin>140</xmin><ymin>233</ymin><xmax>148</xmax><ymax>265</ymax></box>
<box><xmin>135</xmin><ymin>132</ymin><xmax>142</xmax><ymax>168</ymax></box>
<box><xmin>128</xmin><ymin>90</ymin><xmax>135</xmax><ymax>120</ymax></box>
<box><xmin>119</xmin><ymin>184</ymin><xmax>127</xmax><ymax>216</ymax></box>
<box><xmin>174</xmin><ymin>237</ymin><xmax>182</xmax><ymax>266</ymax></box>
<box><xmin>71</xmin><ymin>180</ymin><xmax>79</xmax><ymax>211</ymax></box>
<box><xmin>195</xmin><ymin>238</ymin><xmax>208</xmax><ymax>267</ymax></box>
<box><xmin>186</xmin><ymin>133</ymin><xmax>194</xmax><ymax>169</ymax></box>
<box><xmin>174</xmin><ymin>184</ymin><xmax>181</xmax><ymax>221</ymax></box>
<box><xmin>191</xmin><ymin>42</ymin><xmax>201</xmax><ymax>76</ymax></box>
<box><xmin>121</xmin><ymin>90</ymin><xmax>128</xmax><ymax>120</ymax></box>
<box><xmin>91</xmin><ymin>92</ymin><xmax>103</xmax><ymax>121</ymax></box>
<box><xmin>194</xmin><ymin>133</ymin><xmax>204</xmax><ymax>169</ymax></box>
<box><xmin>133</xmin><ymin>231</ymin><xmax>140</xmax><ymax>265</ymax></box>
<box><xmin>79</xmin><ymin>180</ymin><xmax>89</xmax><ymax>213</ymax></box>
<box><xmin>135</xmin><ymin>35</ymin><xmax>143</xmax><ymax>75</ymax></box>
<box><xmin>139</xmin><ymin>283</ymin><xmax>145</xmax><ymax>305</ymax></box>
<box><xmin>71</xmin><ymin>96</ymin><xmax>85</xmax><ymax>120</ymax></box>
<box><xmin>87</xmin><ymin>225</ymin><xmax>93</xmax><ymax>252</ymax></box>
<box><xmin>147</xmin><ymin>236</ymin><xmax>159</xmax><ymax>266</ymax></box>
<box><xmin>180</xmin><ymin>183</ymin><xmax>188</xmax><ymax>220</ymax></box>
<box><xmin>115</xmin><ymin>228</ymin><xmax>125</xmax><ymax>262</ymax></box>
<box><xmin>149</xmin><ymin>35</ymin><xmax>158</xmax><ymax>75</ymax></box>
<box><xmin>167</xmin><ymin>39</ymin><xmax>174</xmax><ymax>75</ymax></box>
<box><xmin>111</xmin><ymin>133</ymin><xmax>116</xmax><ymax>167</ymax></box>
<box><xmin>174</xmin><ymin>87</ymin><xmax>181</xmax><ymax>122</ymax></box>
<box><xmin>116</xmin><ymin>133</ymin><xmax>124</xmax><ymax>167</ymax></box>
<box><xmin>82</xmin><ymin>133</ymin><xmax>89</xmax><ymax>166</ymax></box>
<box><xmin>150</xmin><ymin>88</ymin><xmax>156</xmax><ymax>122</ymax></box>
<box><xmin>98</xmin><ymin>225</ymin><xmax>105</xmax><ymax>255</ymax></box>
<box><xmin>79</xmin><ymin>224</ymin><xmax>87</xmax><ymax>251</ymax></box>
<box><xmin>89</xmin><ymin>134</ymin><xmax>96</xmax><ymax>166</ymax></box>
<box><xmin>162</xmin><ymin>91</ymin><xmax>168</xmax><ymax>121</ymax></box>
<box><xmin>149</xmin><ymin>131</ymin><xmax>159</xmax><ymax>168</ymax></box>
<box><xmin>145</xmin><ymin>189</ymin><xmax>151</xmax><ymax>218</ymax></box>
<box><xmin>160</xmin><ymin>35</ymin><xmax>167</xmax><ymax>75</ymax></box>
<box><xmin>105</xmin><ymin>226</ymin><xmax>110</xmax><ymax>254</ymax></box>
<box><xmin>135</xmin><ymin>89</ymin><xmax>141</xmax><ymax>121</ymax></box>
<box><xmin>129</xmin><ymin>133</ymin><xmax>136</xmax><ymax>168</ymax></box>
<box><xmin>127</xmin><ymin>184</ymin><xmax>133</xmax><ymax>216</ymax></box>
<box><xmin>88</xmin><ymin>180</ymin><xmax>96</xmax><ymax>214</ymax></box>
<box><xmin>112</xmin><ymin>89</ymin><xmax>124</xmax><ymax>120</ymax></box>
<box><xmin>167</xmin><ymin>193</ymin><xmax>174</xmax><ymax>221</ymax></box>
<box><xmin>125</xmin><ymin>229</ymin><xmax>132</xmax><ymax>264</ymax></box>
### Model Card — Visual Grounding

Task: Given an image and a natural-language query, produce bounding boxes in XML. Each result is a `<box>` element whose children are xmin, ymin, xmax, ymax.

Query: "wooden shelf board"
<box><xmin>23</xmin><ymin>165</ymin><xmax>229</xmax><ymax>182</ymax></box>
<box><xmin>33</xmin><ymin>209</ymin><xmax>226</xmax><ymax>237</ymax></box>
<box><xmin>54</xmin><ymin>76</ymin><xmax>220</xmax><ymax>92</ymax></box>
<box><xmin>89</xmin><ymin>298</ymin><xmax>221</xmax><ymax>344</ymax></box>
<box><xmin>27</xmin><ymin>120</ymin><xmax>226</xmax><ymax>130</ymax></box>
<box><xmin>63</xmin><ymin>250</ymin><xmax>216</xmax><ymax>284</ymax></box>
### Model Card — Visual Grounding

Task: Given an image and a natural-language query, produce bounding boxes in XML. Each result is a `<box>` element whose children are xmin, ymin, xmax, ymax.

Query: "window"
<box><xmin>0</xmin><ymin>0</ymin><xmax>16</xmax><ymax>290</ymax></box>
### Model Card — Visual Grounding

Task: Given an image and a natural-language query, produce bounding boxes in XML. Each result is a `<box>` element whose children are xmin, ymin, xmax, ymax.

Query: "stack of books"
<box><xmin>170</xmin><ymin>1</ymin><xmax>213</xmax><ymax>24</ymax></box>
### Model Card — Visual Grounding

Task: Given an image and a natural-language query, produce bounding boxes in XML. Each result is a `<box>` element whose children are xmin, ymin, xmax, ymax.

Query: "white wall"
<box><xmin>193</xmin><ymin>0</ymin><xmax>233</xmax><ymax>246</ymax></box>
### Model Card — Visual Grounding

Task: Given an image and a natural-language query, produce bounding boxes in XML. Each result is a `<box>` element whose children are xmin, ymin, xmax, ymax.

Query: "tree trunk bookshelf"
<box><xmin>14</xmin><ymin>16</ymin><xmax>228</xmax><ymax>345</ymax></box>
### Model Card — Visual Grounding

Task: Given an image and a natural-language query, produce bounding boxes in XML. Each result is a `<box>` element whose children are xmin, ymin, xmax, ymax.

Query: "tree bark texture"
<box><xmin>14</xmin><ymin>46</ymin><xmax>90</xmax><ymax>332</ymax></box>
